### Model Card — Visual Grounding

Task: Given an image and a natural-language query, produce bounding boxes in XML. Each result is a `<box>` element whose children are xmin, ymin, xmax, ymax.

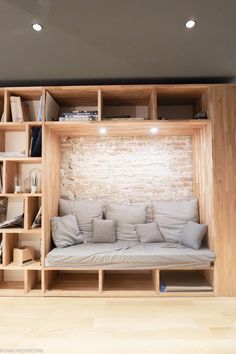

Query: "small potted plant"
<box><xmin>30</xmin><ymin>169</ymin><xmax>41</xmax><ymax>194</ymax></box>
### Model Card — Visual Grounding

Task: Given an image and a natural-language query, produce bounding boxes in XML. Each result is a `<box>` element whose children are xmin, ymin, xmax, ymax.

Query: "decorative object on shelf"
<box><xmin>194</xmin><ymin>112</ymin><xmax>208</xmax><ymax>119</ymax></box>
<box><xmin>30</xmin><ymin>168</ymin><xmax>41</xmax><ymax>193</ymax></box>
<box><xmin>0</xmin><ymin>197</ymin><xmax>8</xmax><ymax>223</ymax></box>
<box><xmin>0</xmin><ymin>213</ymin><xmax>24</xmax><ymax>229</ymax></box>
<box><xmin>32</xmin><ymin>206</ymin><xmax>42</xmax><ymax>228</ymax></box>
<box><xmin>13</xmin><ymin>246</ymin><xmax>35</xmax><ymax>265</ymax></box>
<box><xmin>14</xmin><ymin>174</ymin><xmax>22</xmax><ymax>193</ymax></box>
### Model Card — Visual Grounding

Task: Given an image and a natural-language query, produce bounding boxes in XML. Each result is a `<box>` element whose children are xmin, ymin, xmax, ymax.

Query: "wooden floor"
<box><xmin>0</xmin><ymin>297</ymin><xmax>236</xmax><ymax>354</ymax></box>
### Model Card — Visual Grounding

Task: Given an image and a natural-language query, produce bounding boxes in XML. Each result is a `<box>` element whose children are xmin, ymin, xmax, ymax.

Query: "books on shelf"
<box><xmin>160</xmin><ymin>271</ymin><xmax>213</xmax><ymax>292</ymax></box>
<box><xmin>29</xmin><ymin>127</ymin><xmax>42</xmax><ymax>157</ymax></box>
<box><xmin>59</xmin><ymin>110</ymin><xmax>98</xmax><ymax>122</ymax></box>
<box><xmin>46</xmin><ymin>92</ymin><xmax>59</xmax><ymax>121</ymax></box>
<box><xmin>37</xmin><ymin>96</ymin><xmax>43</xmax><ymax>122</ymax></box>
<box><xmin>10</xmin><ymin>96</ymin><xmax>30</xmax><ymax>122</ymax></box>
<box><xmin>0</xmin><ymin>213</ymin><xmax>24</xmax><ymax>229</ymax></box>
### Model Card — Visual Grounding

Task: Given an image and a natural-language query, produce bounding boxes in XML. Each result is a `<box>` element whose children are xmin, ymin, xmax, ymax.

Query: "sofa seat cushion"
<box><xmin>45</xmin><ymin>241</ymin><xmax>215</xmax><ymax>269</ymax></box>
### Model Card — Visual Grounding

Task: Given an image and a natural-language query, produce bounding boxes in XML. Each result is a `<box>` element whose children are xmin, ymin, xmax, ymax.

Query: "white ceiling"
<box><xmin>0</xmin><ymin>0</ymin><xmax>235</xmax><ymax>85</ymax></box>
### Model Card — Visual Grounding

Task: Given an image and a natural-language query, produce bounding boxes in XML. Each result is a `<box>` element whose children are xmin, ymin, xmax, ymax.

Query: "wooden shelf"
<box><xmin>0</xmin><ymin>228</ymin><xmax>42</xmax><ymax>234</ymax></box>
<box><xmin>0</xmin><ymin>261</ymin><xmax>41</xmax><ymax>270</ymax></box>
<box><xmin>47</xmin><ymin>272</ymin><xmax>99</xmax><ymax>292</ymax></box>
<box><xmin>0</xmin><ymin>157</ymin><xmax>42</xmax><ymax>163</ymax></box>
<box><xmin>46</xmin><ymin>120</ymin><xmax>209</xmax><ymax>136</ymax></box>
<box><xmin>0</xmin><ymin>193</ymin><xmax>42</xmax><ymax>198</ymax></box>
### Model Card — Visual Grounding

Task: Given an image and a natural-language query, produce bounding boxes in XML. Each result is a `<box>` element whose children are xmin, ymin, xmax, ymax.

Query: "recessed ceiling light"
<box><xmin>150</xmin><ymin>127</ymin><xmax>159</xmax><ymax>134</ymax></box>
<box><xmin>32</xmin><ymin>23</ymin><xmax>43</xmax><ymax>32</ymax></box>
<box><xmin>185</xmin><ymin>19</ymin><xmax>196</xmax><ymax>29</ymax></box>
<box><xmin>99</xmin><ymin>127</ymin><xmax>107</xmax><ymax>135</ymax></box>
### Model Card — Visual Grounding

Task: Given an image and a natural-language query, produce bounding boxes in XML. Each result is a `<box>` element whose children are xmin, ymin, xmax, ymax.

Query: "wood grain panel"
<box><xmin>208</xmin><ymin>85</ymin><xmax>236</xmax><ymax>296</ymax></box>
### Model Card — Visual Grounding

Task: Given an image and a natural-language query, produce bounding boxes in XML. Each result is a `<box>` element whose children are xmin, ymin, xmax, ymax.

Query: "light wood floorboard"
<box><xmin>0</xmin><ymin>297</ymin><xmax>236</xmax><ymax>354</ymax></box>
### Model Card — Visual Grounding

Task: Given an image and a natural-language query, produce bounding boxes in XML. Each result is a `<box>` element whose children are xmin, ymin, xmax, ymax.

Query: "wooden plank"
<box><xmin>208</xmin><ymin>85</ymin><xmax>236</xmax><ymax>296</ymax></box>
<box><xmin>3</xmin><ymin>233</ymin><xmax>18</xmax><ymax>266</ymax></box>
<box><xmin>98</xmin><ymin>270</ymin><xmax>104</xmax><ymax>293</ymax></box>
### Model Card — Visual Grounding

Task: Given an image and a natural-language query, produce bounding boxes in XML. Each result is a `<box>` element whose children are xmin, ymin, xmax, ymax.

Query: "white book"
<box><xmin>10</xmin><ymin>96</ymin><xmax>24</xmax><ymax>122</ymax></box>
<box><xmin>46</xmin><ymin>92</ymin><xmax>59</xmax><ymax>121</ymax></box>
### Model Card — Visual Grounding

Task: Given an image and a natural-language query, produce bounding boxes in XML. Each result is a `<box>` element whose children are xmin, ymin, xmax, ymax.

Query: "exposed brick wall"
<box><xmin>60</xmin><ymin>136</ymin><xmax>193</xmax><ymax>221</ymax></box>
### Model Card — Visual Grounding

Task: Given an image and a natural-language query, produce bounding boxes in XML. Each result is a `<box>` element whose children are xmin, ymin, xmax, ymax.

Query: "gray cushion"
<box><xmin>154</xmin><ymin>199</ymin><xmax>198</xmax><ymax>243</ymax></box>
<box><xmin>106</xmin><ymin>203</ymin><xmax>146</xmax><ymax>242</ymax></box>
<box><xmin>117</xmin><ymin>223</ymin><xmax>139</xmax><ymax>242</ymax></box>
<box><xmin>51</xmin><ymin>214</ymin><xmax>84</xmax><ymax>248</ymax></box>
<box><xmin>92</xmin><ymin>219</ymin><xmax>116</xmax><ymax>243</ymax></box>
<box><xmin>59</xmin><ymin>199</ymin><xmax>104</xmax><ymax>242</ymax></box>
<box><xmin>180</xmin><ymin>221</ymin><xmax>208</xmax><ymax>250</ymax></box>
<box><xmin>106</xmin><ymin>203</ymin><xmax>146</xmax><ymax>224</ymax></box>
<box><xmin>136</xmin><ymin>222</ymin><xmax>164</xmax><ymax>243</ymax></box>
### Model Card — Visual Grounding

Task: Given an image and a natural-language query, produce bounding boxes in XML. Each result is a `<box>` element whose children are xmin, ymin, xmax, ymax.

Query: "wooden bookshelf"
<box><xmin>0</xmin><ymin>83</ymin><xmax>235</xmax><ymax>296</ymax></box>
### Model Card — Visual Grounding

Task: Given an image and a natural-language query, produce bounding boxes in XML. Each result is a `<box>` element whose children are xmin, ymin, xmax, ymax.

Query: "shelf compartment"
<box><xmin>24</xmin><ymin>269</ymin><xmax>42</xmax><ymax>294</ymax></box>
<box><xmin>159</xmin><ymin>270</ymin><xmax>214</xmax><ymax>295</ymax></box>
<box><xmin>0</xmin><ymin>269</ymin><xmax>24</xmax><ymax>295</ymax></box>
<box><xmin>1</xmin><ymin>232</ymin><xmax>41</xmax><ymax>267</ymax></box>
<box><xmin>103</xmin><ymin>270</ymin><xmax>156</xmax><ymax>295</ymax></box>
<box><xmin>157</xmin><ymin>86</ymin><xmax>208</xmax><ymax>120</ymax></box>
<box><xmin>45</xmin><ymin>270</ymin><xmax>99</xmax><ymax>294</ymax></box>
<box><xmin>5</xmin><ymin>88</ymin><xmax>43</xmax><ymax>123</ymax></box>
<box><xmin>101</xmin><ymin>87</ymin><xmax>154</xmax><ymax>120</ymax></box>
<box><xmin>4</xmin><ymin>161</ymin><xmax>42</xmax><ymax>193</ymax></box>
<box><xmin>45</xmin><ymin>88</ymin><xmax>99</xmax><ymax>122</ymax></box>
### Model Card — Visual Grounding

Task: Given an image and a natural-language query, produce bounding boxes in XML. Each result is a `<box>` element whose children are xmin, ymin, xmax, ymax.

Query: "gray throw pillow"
<box><xmin>59</xmin><ymin>199</ymin><xmax>104</xmax><ymax>242</ymax></box>
<box><xmin>180</xmin><ymin>221</ymin><xmax>208</xmax><ymax>250</ymax></box>
<box><xmin>117</xmin><ymin>223</ymin><xmax>139</xmax><ymax>242</ymax></box>
<box><xmin>51</xmin><ymin>214</ymin><xmax>84</xmax><ymax>248</ymax></box>
<box><xmin>106</xmin><ymin>203</ymin><xmax>146</xmax><ymax>242</ymax></box>
<box><xmin>136</xmin><ymin>222</ymin><xmax>164</xmax><ymax>243</ymax></box>
<box><xmin>92</xmin><ymin>219</ymin><xmax>116</xmax><ymax>243</ymax></box>
<box><xmin>154</xmin><ymin>199</ymin><xmax>198</xmax><ymax>243</ymax></box>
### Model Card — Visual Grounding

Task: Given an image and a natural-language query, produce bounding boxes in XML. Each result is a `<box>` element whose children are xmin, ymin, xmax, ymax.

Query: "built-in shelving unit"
<box><xmin>0</xmin><ymin>83</ymin><xmax>235</xmax><ymax>296</ymax></box>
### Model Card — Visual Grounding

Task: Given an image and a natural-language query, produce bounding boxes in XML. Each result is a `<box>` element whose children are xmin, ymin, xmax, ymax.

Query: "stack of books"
<box><xmin>160</xmin><ymin>271</ymin><xmax>213</xmax><ymax>292</ymax></box>
<box><xmin>59</xmin><ymin>110</ymin><xmax>98</xmax><ymax>122</ymax></box>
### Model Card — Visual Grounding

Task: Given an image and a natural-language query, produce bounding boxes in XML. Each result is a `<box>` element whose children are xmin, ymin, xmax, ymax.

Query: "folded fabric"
<box><xmin>51</xmin><ymin>214</ymin><xmax>84</xmax><ymax>248</ymax></box>
<box><xmin>92</xmin><ymin>219</ymin><xmax>116</xmax><ymax>243</ymax></box>
<box><xmin>180</xmin><ymin>221</ymin><xmax>207</xmax><ymax>250</ymax></box>
<box><xmin>136</xmin><ymin>222</ymin><xmax>164</xmax><ymax>243</ymax></box>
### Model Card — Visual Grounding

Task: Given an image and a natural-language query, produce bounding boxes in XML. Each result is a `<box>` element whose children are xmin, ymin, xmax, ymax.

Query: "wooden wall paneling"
<box><xmin>152</xmin><ymin>269</ymin><xmax>159</xmax><ymax>294</ymax></box>
<box><xmin>5</xmin><ymin>161</ymin><xmax>19</xmax><ymax>193</ymax></box>
<box><xmin>3</xmin><ymin>233</ymin><xmax>18</xmax><ymax>266</ymax></box>
<box><xmin>0</xmin><ymin>130</ymin><xmax>5</xmax><ymax>151</ymax></box>
<box><xmin>24</xmin><ymin>269</ymin><xmax>36</xmax><ymax>293</ymax></box>
<box><xmin>43</xmin><ymin>128</ymin><xmax>60</xmax><ymax>259</ymax></box>
<box><xmin>149</xmin><ymin>88</ymin><xmax>157</xmax><ymax>120</ymax></box>
<box><xmin>98</xmin><ymin>89</ymin><xmax>102</xmax><ymax>121</ymax></box>
<box><xmin>208</xmin><ymin>85</ymin><xmax>236</xmax><ymax>296</ymax></box>
<box><xmin>98</xmin><ymin>270</ymin><xmax>104</xmax><ymax>293</ymax></box>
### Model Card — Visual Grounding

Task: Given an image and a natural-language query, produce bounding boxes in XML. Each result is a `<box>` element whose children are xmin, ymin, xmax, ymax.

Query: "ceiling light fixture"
<box><xmin>99</xmin><ymin>127</ymin><xmax>107</xmax><ymax>135</ymax></box>
<box><xmin>150</xmin><ymin>127</ymin><xmax>159</xmax><ymax>134</ymax></box>
<box><xmin>185</xmin><ymin>19</ymin><xmax>196</xmax><ymax>29</ymax></box>
<box><xmin>32</xmin><ymin>23</ymin><xmax>43</xmax><ymax>32</ymax></box>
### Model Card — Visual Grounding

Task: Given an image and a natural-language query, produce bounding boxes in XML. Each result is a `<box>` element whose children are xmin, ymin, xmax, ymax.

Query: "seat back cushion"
<box><xmin>153</xmin><ymin>199</ymin><xmax>198</xmax><ymax>243</ymax></box>
<box><xmin>51</xmin><ymin>214</ymin><xmax>84</xmax><ymax>248</ymax></box>
<box><xmin>106</xmin><ymin>203</ymin><xmax>146</xmax><ymax>242</ymax></box>
<box><xmin>59</xmin><ymin>199</ymin><xmax>104</xmax><ymax>242</ymax></box>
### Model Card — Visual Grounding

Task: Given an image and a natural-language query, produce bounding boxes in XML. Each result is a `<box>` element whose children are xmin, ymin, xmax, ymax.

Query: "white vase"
<box><xmin>31</xmin><ymin>185</ymin><xmax>37</xmax><ymax>194</ymax></box>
